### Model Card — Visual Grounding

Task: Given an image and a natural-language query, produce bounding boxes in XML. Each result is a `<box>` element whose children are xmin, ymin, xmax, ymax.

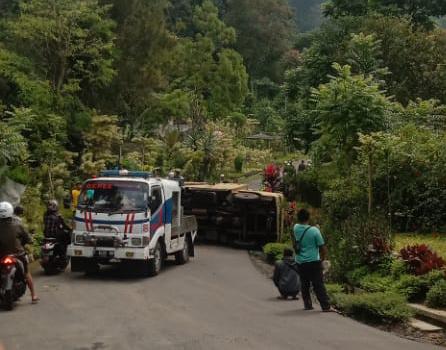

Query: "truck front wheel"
<box><xmin>175</xmin><ymin>236</ymin><xmax>190</xmax><ymax>265</ymax></box>
<box><xmin>147</xmin><ymin>241</ymin><xmax>163</xmax><ymax>277</ymax></box>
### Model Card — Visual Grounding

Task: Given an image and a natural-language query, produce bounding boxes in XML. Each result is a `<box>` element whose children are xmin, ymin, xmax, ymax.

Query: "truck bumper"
<box><xmin>67</xmin><ymin>245</ymin><xmax>148</xmax><ymax>261</ymax></box>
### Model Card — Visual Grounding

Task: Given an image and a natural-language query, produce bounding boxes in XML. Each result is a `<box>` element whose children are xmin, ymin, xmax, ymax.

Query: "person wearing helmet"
<box><xmin>0</xmin><ymin>201</ymin><xmax>38</xmax><ymax>303</ymax></box>
<box><xmin>43</xmin><ymin>200</ymin><xmax>71</xmax><ymax>256</ymax></box>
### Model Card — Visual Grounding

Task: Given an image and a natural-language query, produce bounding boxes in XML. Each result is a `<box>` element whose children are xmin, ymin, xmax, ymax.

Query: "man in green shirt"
<box><xmin>293</xmin><ymin>208</ymin><xmax>331</xmax><ymax>311</ymax></box>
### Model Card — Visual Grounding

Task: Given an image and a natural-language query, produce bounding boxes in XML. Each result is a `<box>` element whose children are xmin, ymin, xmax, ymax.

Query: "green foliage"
<box><xmin>311</xmin><ymin>63</ymin><xmax>390</xmax><ymax>168</ymax></box>
<box><xmin>170</xmin><ymin>0</ymin><xmax>248</xmax><ymax>118</ymax></box>
<box><xmin>324</xmin><ymin>213</ymin><xmax>391</xmax><ymax>281</ymax></box>
<box><xmin>225</xmin><ymin>0</ymin><xmax>296</xmax><ymax>82</ymax></box>
<box><xmin>426</xmin><ymin>280</ymin><xmax>446</xmax><ymax>309</ymax></box>
<box><xmin>234</xmin><ymin>154</ymin><xmax>244</xmax><ymax>173</ymax></box>
<box><xmin>8</xmin><ymin>0</ymin><xmax>116</xmax><ymax>95</ymax></box>
<box><xmin>355</xmin><ymin>125</ymin><xmax>446</xmax><ymax>231</ymax></box>
<box><xmin>326</xmin><ymin>283</ymin><xmax>345</xmax><ymax>300</ymax></box>
<box><xmin>359</xmin><ymin>274</ymin><xmax>393</xmax><ymax>293</ymax></box>
<box><xmin>346</xmin><ymin>266</ymin><xmax>370</xmax><ymax>286</ymax></box>
<box><xmin>80</xmin><ymin>114</ymin><xmax>121</xmax><ymax>176</ymax></box>
<box><xmin>324</xmin><ymin>0</ymin><xmax>446</xmax><ymax>29</ymax></box>
<box><xmin>425</xmin><ymin>270</ymin><xmax>446</xmax><ymax>288</ymax></box>
<box><xmin>263</xmin><ymin>242</ymin><xmax>292</xmax><ymax>263</ymax></box>
<box><xmin>332</xmin><ymin>292</ymin><xmax>414</xmax><ymax>324</ymax></box>
<box><xmin>390</xmin><ymin>259</ymin><xmax>408</xmax><ymax>279</ymax></box>
<box><xmin>393</xmin><ymin>274</ymin><xmax>429</xmax><ymax>302</ymax></box>
<box><xmin>289</xmin><ymin>0</ymin><xmax>324</xmax><ymax>32</ymax></box>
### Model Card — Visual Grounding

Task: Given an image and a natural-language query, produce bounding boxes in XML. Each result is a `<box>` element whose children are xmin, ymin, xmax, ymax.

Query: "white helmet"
<box><xmin>0</xmin><ymin>202</ymin><xmax>14</xmax><ymax>219</ymax></box>
<box><xmin>47</xmin><ymin>199</ymin><xmax>59</xmax><ymax>212</ymax></box>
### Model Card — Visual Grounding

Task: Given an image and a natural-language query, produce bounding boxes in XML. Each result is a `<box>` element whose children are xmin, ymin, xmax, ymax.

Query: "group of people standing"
<box><xmin>273</xmin><ymin>208</ymin><xmax>332</xmax><ymax>312</ymax></box>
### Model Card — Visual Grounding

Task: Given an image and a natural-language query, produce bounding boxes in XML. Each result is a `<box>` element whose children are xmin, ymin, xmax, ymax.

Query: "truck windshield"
<box><xmin>78</xmin><ymin>181</ymin><xmax>149</xmax><ymax>212</ymax></box>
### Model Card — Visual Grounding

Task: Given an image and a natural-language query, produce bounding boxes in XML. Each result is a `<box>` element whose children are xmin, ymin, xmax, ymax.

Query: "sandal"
<box><xmin>31</xmin><ymin>297</ymin><xmax>40</xmax><ymax>304</ymax></box>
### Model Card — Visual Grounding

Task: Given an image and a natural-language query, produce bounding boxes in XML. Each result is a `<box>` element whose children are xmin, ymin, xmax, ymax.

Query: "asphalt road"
<box><xmin>0</xmin><ymin>246</ymin><xmax>441</xmax><ymax>350</ymax></box>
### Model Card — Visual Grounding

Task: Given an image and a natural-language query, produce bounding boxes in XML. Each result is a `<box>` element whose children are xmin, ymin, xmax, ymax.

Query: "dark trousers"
<box><xmin>298</xmin><ymin>261</ymin><xmax>330</xmax><ymax>310</ymax></box>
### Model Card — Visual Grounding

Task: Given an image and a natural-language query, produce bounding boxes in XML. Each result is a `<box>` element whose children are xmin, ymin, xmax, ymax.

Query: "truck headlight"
<box><xmin>75</xmin><ymin>234</ymin><xmax>86</xmax><ymax>245</ymax></box>
<box><xmin>143</xmin><ymin>236</ymin><xmax>150</xmax><ymax>246</ymax></box>
<box><xmin>131</xmin><ymin>238</ymin><xmax>142</xmax><ymax>246</ymax></box>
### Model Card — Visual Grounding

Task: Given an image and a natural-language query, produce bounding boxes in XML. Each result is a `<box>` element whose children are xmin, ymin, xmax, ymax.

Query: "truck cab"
<box><xmin>67</xmin><ymin>170</ymin><xmax>197</xmax><ymax>276</ymax></box>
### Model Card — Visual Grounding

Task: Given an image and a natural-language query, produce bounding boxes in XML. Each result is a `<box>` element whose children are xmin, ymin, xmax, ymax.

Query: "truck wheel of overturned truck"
<box><xmin>147</xmin><ymin>241</ymin><xmax>163</xmax><ymax>277</ymax></box>
<box><xmin>175</xmin><ymin>236</ymin><xmax>190</xmax><ymax>265</ymax></box>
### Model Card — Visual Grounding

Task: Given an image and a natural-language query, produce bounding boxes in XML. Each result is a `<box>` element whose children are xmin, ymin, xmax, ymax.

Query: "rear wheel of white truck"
<box><xmin>175</xmin><ymin>235</ymin><xmax>190</xmax><ymax>265</ymax></box>
<box><xmin>147</xmin><ymin>241</ymin><xmax>163</xmax><ymax>277</ymax></box>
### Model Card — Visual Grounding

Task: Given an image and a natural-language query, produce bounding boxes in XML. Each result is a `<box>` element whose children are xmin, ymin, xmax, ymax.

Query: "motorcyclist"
<box><xmin>0</xmin><ymin>201</ymin><xmax>38</xmax><ymax>303</ymax></box>
<box><xmin>43</xmin><ymin>200</ymin><xmax>71</xmax><ymax>255</ymax></box>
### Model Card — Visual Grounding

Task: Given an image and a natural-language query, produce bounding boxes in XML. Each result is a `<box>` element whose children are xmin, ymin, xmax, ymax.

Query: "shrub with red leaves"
<box><xmin>366</xmin><ymin>237</ymin><xmax>393</xmax><ymax>267</ymax></box>
<box><xmin>400</xmin><ymin>244</ymin><xmax>445</xmax><ymax>275</ymax></box>
<box><xmin>263</xmin><ymin>163</ymin><xmax>282</xmax><ymax>192</ymax></box>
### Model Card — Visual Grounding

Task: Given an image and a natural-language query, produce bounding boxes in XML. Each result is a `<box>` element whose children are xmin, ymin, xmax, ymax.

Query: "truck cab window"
<box><xmin>172</xmin><ymin>191</ymin><xmax>179</xmax><ymax>220</ymax></box>
<box><xmin>150</xmin><ymin>187</ymin><xmax>163</xmax><ymax>213</ymax></box>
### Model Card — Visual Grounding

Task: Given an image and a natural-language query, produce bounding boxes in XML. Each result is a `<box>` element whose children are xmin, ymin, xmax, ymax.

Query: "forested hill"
<box><xmin>289</xmin><ymin>0</ymin><xmax>324</xmax><ymax>31</ymax></box>
<box><xmin>1</xmin><ymin>0</ymin><xmax>446</xmax><ymax>217</ymax></box>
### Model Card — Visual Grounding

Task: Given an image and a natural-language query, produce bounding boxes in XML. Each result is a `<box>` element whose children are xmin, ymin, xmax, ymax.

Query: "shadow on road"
<box><xmin>65</xmin><ymin>259</ymin><xmax>181</xmax><ymax>282</ymax></box>
<box><xmin>275</xmin><ymin>309</ymin><xmax>326</xmax><ymax>318</ymax></box>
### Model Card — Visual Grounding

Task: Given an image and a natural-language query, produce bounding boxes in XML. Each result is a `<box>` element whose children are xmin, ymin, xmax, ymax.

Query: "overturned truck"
<box><xmin>182</xmin><ymin>183</ymin><xmax>284</xmax><ymax>245</ymax></box>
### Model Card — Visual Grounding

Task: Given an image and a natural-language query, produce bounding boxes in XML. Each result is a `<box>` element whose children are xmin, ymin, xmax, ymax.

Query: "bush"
<box><xmin>326</xmin><ymin>283</ymin><xmax>345</xmax><ymax>301</ymax></box>
<box><xmin>390</xmin><ymin>259</ymin><xmax>408</xmax><ymax>279</ymax></box>
<box><xmin>400</xmin><ymin>244</ymin><xmax>445</xmax><ymax>275</ymax></box>
<box><xmin>425</xmin><ymin>269</ymin><xmax>446</xmax><ymax>288</ymax></box>
<box><xmin>394</xmin><ymin>274</ymin><xmax>429</xmax><ymax>302</ymax></box>
<box><xmin>234</xmin><ymin>155</ymin><xmax>244</xmax><ymax>173</ymax></box>
<box><xmin>359</xmin><ymin>274</ymin><xmax>393</xmax><ymax>293</ymax></box>
<box><xmin>346</xmin><ymin>266</ymin><xmax>370</xmax><ymax>286</ymax></box>
<box><xmin>426</xmin><ymin>280</ymin><xmax>446</xmax><ymax>309</ymax></box>
<box><xmin>263</xmin><ymin>243</ymin><xmax>292</xmax><ymax>263</ymax></box>
<box><xmin>333</xmin><ymin>292</ymin><xmax>414</xmax><ymax>324</ymax></box>
<box><xmin>324</xmin><ymin>214</ymin><xmax>391</xmax><ymax>282</ymax></box>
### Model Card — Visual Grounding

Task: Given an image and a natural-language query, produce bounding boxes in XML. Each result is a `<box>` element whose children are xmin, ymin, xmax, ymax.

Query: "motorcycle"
<box><xmin>0</xmin><ymin>255</ymin><xmax>27</xmax><ymax>311</ymax></box>
<box><xmin>40</xmin><ymin>237</ymin><xmax>70</xmax><ymax>275</ymax></box>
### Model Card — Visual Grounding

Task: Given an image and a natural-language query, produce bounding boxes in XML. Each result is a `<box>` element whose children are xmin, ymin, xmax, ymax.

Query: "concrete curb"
<box><xmin>409</xmin><ymin>303</ymin><xmax>446</xmax><ymax>328</ymax></box>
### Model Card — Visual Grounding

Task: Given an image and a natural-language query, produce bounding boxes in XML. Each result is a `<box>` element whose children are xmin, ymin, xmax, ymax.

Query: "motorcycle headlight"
<box><xmin>75</xmin><ymin>234</ymin><xmax>86</xmax><ymax>245</ymax></box>
<box><xmin>131</xmin><ymin>238</ymin><xmax>142</xmax><ymax>247</ymax></box>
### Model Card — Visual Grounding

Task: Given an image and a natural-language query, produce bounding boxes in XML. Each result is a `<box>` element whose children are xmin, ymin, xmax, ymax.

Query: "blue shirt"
<box><xmin>293</xmin><ymin>224</ymin><xmax>325</xmax><ymax>264</ymax></box>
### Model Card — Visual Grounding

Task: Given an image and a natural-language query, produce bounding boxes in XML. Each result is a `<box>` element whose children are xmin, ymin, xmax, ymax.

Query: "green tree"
<box><xmin>171</xmin><ymin>0</ymin><xmax>248</xmax><ymax>118</ymax></box>
<box><xmin>289</xmin><ymin>0</ymin><xmax>324</xmax><ymax>32</ymax></box>
<box><xmin>81</xmin><ymin>114</ymin><xmax>122</xmax><ymax>176</ymax></box>
<box><xmin>324</xmin><ymin>0</ymin><xmax>446</xmax><ymax>28</ymax></box>
<box><xmin>225</xmin><ymin>0</ymin><xmax>295</xmax><ymax>82</ymax></box>
<box><xmin>102</xmin><ymin>0</ymin><xmax>175</xmax><ymax>132</ymax></box>
<box><xmin>8</xmin><ymin>0</ymin><xmax>115</xmax><ymax>97</ymax></box>
<box><xmin>346</xmin><ymin>32</ymin><xmax>388</xmax><ymax>79</ymax></box>
<box><xmin>311</xmin><ymin>63</ymin><xmax>391</xmax><ymax>168</ymax></box>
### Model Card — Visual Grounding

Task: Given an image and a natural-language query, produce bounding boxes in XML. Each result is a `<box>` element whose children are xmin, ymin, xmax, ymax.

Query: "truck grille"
<box><xmin>95</xmin><ymin>238</ymin><xmax>115</xmax><ymax>248</ymax></box>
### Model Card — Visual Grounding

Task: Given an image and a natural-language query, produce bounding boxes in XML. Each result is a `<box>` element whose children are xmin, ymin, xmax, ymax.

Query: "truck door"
<box><xmin>149</xmin><ymin>186</ymin><xmax>164</xmax><ymax>236</ymax></box>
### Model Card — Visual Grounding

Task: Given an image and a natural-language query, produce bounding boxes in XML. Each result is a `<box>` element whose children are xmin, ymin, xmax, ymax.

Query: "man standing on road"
<box><xmin>293</xmin><ymin>209</ymin><xmax>331</xmax><ymax>311</ymax></box>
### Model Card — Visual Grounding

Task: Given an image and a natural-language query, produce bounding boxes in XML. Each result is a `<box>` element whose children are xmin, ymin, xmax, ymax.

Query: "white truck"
<box><xmin>67</xmin><ymin>170</ymin><xmax>197</xmax><ymax>276</ymax></box>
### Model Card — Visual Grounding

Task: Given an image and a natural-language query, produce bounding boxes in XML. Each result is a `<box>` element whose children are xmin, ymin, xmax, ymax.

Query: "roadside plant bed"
<box><xmin>331</xmin><ymin>290</ymin><xmax>414</xmax><ymax>325</ymax></box>
<box><xmin>263</xmin><ymin>243</ymin><xmax>292</xmax><ymax>264</ymax></box>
